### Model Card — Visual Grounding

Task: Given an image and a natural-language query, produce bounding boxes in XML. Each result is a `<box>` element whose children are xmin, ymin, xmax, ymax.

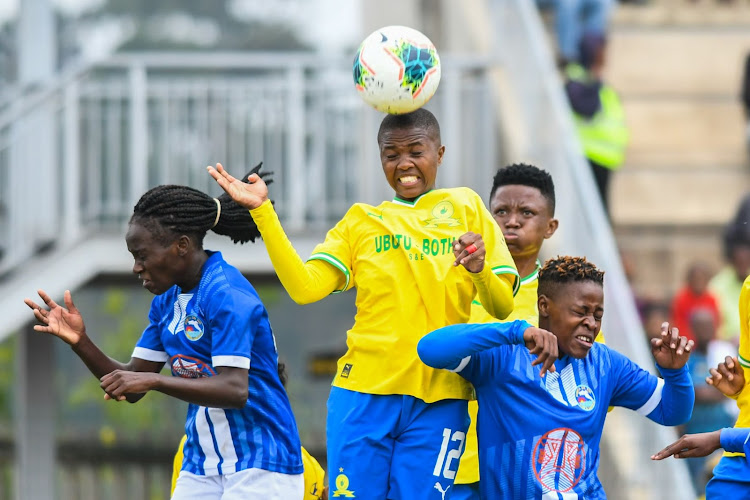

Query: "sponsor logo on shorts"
<box><xmin>532</xmin><ymin>427</ymin><xmax>586</xmax><ymax>493</ymax></box>
<box><xmin>332</xmin><ymin>468</ymin><xmax>355</xmax><ymax>497</ymax></box>
<box><xmin>183</xmin><ymin>315</ymin><xmax>204</xmax><ymax>341</ymax></box>
<box><xmin>433</xmin><ymin>482</ymin><xmax>450</xmax><ymax>499</ymax></box>
<box><xmin>341</xmin><ymin>363</ymin><xmax>353</xmax><ymax>378</ymax></box>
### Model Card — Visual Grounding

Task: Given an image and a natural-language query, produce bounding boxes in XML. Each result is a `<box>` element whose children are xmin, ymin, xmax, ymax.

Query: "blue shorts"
<box><xmin>326</xmin><ymin>387</ymin><xmax>469</xmax><ymax>500</ymax></box>
<box><xmin>705</xmin><ymin>455</ymin><xmax>750</xmax><ymax>499</ymax></box>
<box><xmin>451</xmin><ymin>482</ymin><xmax>480</xmax><ymax>500</ymax></box>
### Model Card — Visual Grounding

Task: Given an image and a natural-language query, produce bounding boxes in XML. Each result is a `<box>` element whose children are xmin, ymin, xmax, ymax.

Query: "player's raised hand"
<box><xmin>707</xmin><ymin>356</ymin><xmax>745</xmax><ymax>398</ymax></box>
<box><xmin>453</xmin><ymin>232</ymin><xmax>485</xmax><ymax>273</ymax></box>
<box><xmin>24</xmin><ymin>289</ymin><xmax>86</xmax><ymax>346</ymax></box>
<box><xmin>207</xmin><ymin>163</ymin><xmax>268</xmax><ymax>210</ymax></box>
<box><xmin>523</xmin><ymin>326</ymin><xmax>558</xmax><ymax>376</ymax></box>
<box><xmin>651</xmin><ymin>430</ymin><xmax>722</xmax><ymax>460</ymax></box>
<box><xmin>651</xmin><ymin>322</ymin><xmax>693</xmax><ymax>370</ymax></box>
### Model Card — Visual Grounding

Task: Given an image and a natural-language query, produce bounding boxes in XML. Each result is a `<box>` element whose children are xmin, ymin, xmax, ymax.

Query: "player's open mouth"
<box><xmin>398</xmin><ymin>175</ymin><xmax>419</xmax><ymax>185</ymax></box>
<box><xmin>142</xmin><ymin>279</ymin><xmax>152</xmax><ymax>289</ymax></box>
<box><xmin>575</xmin><ymin>335</ymin><xmax>593</xmax><ymax>346</ymax></box>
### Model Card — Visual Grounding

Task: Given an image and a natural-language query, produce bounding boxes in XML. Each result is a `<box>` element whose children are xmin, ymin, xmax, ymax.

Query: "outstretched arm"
<box><xmin>208</xmin><ymin>164</ymin><xmax>345</xmax><ymax>304</ymax></box>
<box><xmin>417</xmin><ymin>320</ymin><xmax>558</xmax><ymax>376</ymax></box>
<box><xmin>651</xmin><ymin>427</ymin><xmax>750</xmax><ymax>461</ymax></box>
<box><xmin>25</xmin><ymin>289</ymin><xmax>164</xmax><ymax>402</ymax></box>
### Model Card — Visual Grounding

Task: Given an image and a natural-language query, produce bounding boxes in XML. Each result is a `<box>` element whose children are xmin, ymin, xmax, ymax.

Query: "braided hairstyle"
<box><xmin>490</xmin><ymin>163</ymin><xmax>556</xmax><ymax>215</ymax></box>
<box><xmin>130</xmin><ymin>163</ymin><xmax>271</xmax><ymax>247</ymax></box>
<box><xmin>538</xmin><ymin>256</ymin><xmax>604</xmax><ymax>298</ymax></box>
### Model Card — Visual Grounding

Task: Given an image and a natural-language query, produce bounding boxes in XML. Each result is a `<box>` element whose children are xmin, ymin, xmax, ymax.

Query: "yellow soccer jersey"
<box><xmin>456</xmin><ymin>262</ymin><xmax>606</xmax><ymax>485</ymax></box>
<box><xmin>170</xmin><ymin>435</ymin><xmax>325</xmax><ymax>499</ymax></box>
<box><xmin>301</xmin><ymin>447</ymin><xmax>326</xmax><ymax>500</ymax></box>
<box><xmin>309</xmin><ymin>187</ymin><xmax>519</xmax><ymax>403</ymax></box>
<box><xmin>724</xmin><ymin>275</ymin><xmax>750</xmax><ymax>457</ymax></box>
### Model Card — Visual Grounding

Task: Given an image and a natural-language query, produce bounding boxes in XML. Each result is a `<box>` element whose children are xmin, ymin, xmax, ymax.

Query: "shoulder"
<box><xmin>437</xmin><ymin>186</ymin><xmax>482</xmax><ymax>204</ymax></box>
<box><xmin>200</xmin><ymin>257</ymin><xmax>262</xmax><ymax>309</ymax></box>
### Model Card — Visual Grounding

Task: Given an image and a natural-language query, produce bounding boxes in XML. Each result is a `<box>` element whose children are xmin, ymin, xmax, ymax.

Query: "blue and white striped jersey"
<box><xmin>133</xmin><ymin>251</ymin><xmax>302</xmax><ymax>477</ymax></box>
<box><xmin>418</xmin><ymin>320</ymin><xmax>693</xmax><ymax>500</ymax></box>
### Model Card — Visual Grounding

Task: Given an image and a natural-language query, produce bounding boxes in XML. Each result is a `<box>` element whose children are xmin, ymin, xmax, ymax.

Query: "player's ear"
<box><xmin>544</xmin><ymin>218</ymin><xmax>559</xmax><ymax>239</ymax></box>
<box><xmin>538</xmin><ymin>295</ymin><xmax>550</xmax><ymax>318</ymax></box>
<box><xmin>175</xmin><ymin>234</ymin><xmax>192</xmax><ymax>257</ymax></box>
<box><xmin>437</xmin><ymin>145</ymin><xmax>445</xmax><ymax>165</ymax></box>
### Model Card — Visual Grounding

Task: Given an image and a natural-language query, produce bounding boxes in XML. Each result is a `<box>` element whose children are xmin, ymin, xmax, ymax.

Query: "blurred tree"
<box><xmin>79</xmin><ymin>0</ymin><xmax>310</xmax><ymax>51</ymax></box>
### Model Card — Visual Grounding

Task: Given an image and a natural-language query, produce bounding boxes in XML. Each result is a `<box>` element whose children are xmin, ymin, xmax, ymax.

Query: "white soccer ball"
<box><xmin>353</xmin><ymin>25</ymin><xmax>441</xmax><ymax>115</ymax></box>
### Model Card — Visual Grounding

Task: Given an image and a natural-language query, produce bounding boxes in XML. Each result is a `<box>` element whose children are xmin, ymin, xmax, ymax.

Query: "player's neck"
<box><xmin>513</xmin><ymin>254</ymin><xmax>539</xmax><ymax>279</ymax></box>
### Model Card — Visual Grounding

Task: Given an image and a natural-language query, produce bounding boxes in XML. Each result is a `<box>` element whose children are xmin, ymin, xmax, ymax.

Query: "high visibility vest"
<box><xmin>567</xmin><ymin>64</ymin><xmax>629</xmax><ymax>170</ymax></box>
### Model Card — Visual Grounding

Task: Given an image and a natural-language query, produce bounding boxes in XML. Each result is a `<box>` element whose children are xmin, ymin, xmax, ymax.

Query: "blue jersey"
<box><xmin>418</xmin><ymin>321</ymin><xmax>694</xmax><ymax>500</ymax></box>
<box><xmin>132</xmin><ymin>251</ymin><xmax>302</xmax><ymax>477</ymax></box>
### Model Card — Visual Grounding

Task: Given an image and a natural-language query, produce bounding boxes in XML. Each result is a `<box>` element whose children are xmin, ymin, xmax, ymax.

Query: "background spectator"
<box><xmin>682</xmin><ymin>308</ymin><xmax>737</xmax><ymax>492</ymax></box>
<box><xmin>564</xmin><ymin>32</ymin><xmax>628</xmax><ymax>216</ymax></box>
<box><xmin>670</xmin><ymin>261</ymin><xmax>721</xmax><ymax>346</ymax></box>
<box><xmin>742</xmin><ymin>51</ymin><xmax>750</xmax><ymax>152</ymax></box>
<box><xmin>710</xmin><ymin>221</ymin><xmax>750</xmax><ymax>345</ymax></box>
<box><xmin>538</xmin><ymin>0</ymin><xmax>615</xmax><ymax>65</ymax></box>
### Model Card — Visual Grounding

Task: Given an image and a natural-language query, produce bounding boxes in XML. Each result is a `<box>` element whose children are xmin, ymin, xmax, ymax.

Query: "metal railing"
<box><xmin>0</xmin><ymin>52</ymin><xmax>502</xmax><ymax>278</ymax></box>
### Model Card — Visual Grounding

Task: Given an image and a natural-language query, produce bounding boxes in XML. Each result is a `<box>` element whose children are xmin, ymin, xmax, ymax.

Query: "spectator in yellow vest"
<box><xmin>564</xmin><ymin>32</ymin><xmax>628</xmax><ymax>217</ymax></box>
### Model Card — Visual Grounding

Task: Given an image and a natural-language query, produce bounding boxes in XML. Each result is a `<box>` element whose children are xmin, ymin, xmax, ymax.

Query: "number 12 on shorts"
<box><xmin>433</xmin><ymin>428</ymin><xmax>465</xmax><ymax>479</ymax></box>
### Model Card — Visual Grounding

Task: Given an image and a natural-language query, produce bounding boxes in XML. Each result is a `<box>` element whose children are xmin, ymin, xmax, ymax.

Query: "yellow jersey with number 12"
<box><xmin>309</xmin><ymin>187</ymin><xmax>519</xmax><ymax>403</ymax></box>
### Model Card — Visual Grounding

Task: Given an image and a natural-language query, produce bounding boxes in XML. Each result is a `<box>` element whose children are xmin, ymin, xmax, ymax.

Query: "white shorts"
<box><xmin>172</xmin><ymin>468</ymin><xmax>304</xmax><ymax>500</ymax></box>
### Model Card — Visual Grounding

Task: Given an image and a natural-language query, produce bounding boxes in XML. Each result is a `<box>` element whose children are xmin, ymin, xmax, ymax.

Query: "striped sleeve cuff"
<box><xmin>308</xmin><ymin>252</ymin><xmax>351</xmax><ymax>293</ymax></box>
<box><xmin>739</xmin><ymin>353</ymin><xmax>750</xmax><ymax>369</ymax></box>
<box><xmin>132</xmin><ymin>347</ymin><xmax>169</xmax><ymax>362</ymax></box>
<box><xmin>636</xmin><ymin>378</ymin><xmax>664</xmax><ymax>416</ymax></box>
<box><xmin>212</xmin><ymin>355</ymin><xmax>250</xmax><ymax>369</ymax></box>
<box><xmin>491</xmin><ymin>265</ymin><xmax>520</xmax><ymax>296</ymax></box>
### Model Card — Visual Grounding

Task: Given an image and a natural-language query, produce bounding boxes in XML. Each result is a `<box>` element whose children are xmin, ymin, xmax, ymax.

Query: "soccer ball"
<box><xmin>353</xmin><ymin>25</ymin><xmax>441</xmax><ymax>115</ymax></box>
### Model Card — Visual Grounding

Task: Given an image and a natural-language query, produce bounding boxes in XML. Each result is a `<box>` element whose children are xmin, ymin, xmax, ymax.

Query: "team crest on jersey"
<box><xmin>183</xmin><ymin>315</ymin><xmax>204</xmax><ymax>341</ymax></box>
<box><xmin>170</xmin><ymin>354</ymin><xmax>216</xmax><ymax>378</ymax></box>
<box><xmin>574</xmin><ymin>384</ymin><xmax>596</xmax><ymax>411</ymax></box>
<box><xmin>423</xmin><ymin>201</ymin><xmax>462</xmax><ymax>228</ymax></box>
<box><xmin>532</xmin><ymin>427</ymin><xmax>586</xmax><ymax>493</ymax></box>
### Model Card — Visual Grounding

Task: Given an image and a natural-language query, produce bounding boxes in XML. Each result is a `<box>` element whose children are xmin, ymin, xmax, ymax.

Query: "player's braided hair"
<box><xmin>490</xmin><ymin>163</ymin><xmax>556</xmax><ymax>215</ymax></box>
<box><xmin>538</xmin><ymin>256</ymin><xmax>604</xmax><ymax>297</ymax></box>
<box><xmin>130</xmin><ymin>163</ymin><xmax>271</xmax><ymax>246</ymax></box>
<box><xmin>376</xmin><ymin>108</ymin><xmax>441</xmax><ymax>144</ymax></box>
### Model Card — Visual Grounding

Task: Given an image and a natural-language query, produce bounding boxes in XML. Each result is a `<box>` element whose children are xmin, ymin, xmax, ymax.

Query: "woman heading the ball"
<box><xmin>207</xmin><ymin>108</ymin><xmax>519</xmax><ymax>499</ymax></box>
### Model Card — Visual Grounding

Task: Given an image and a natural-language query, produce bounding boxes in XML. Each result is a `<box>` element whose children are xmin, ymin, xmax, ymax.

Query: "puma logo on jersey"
<box><xmin>433</xmin><ymin>482</ymin><xmax>450</xmax><ymax>500</ymax></box>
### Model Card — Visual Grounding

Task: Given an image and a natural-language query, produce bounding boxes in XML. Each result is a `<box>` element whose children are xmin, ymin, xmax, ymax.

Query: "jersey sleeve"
<box><xmin>417</xmin><ymin>320</ymin><xmax>530</xmax><ymax>387</ymax></box>
<box><xmin>608</xmin><ymin>348</ymin><xmax>661</xmax><ymax>413</ymax></box>
<box><xmin>207</xmin><ymin>289</ymin><xmax>260</xmax><ymax>369</ymax></box>
<box><xmin>609</xmin><ymin>348</ymin><xmax>693</xmax><ymax>425</ymax></box>
<box><xmin>735</xmin><ymin>277</ymin><xmax>750</xmax><ymax>407</ymax></box>
<box><xmin>307</xmin><ymin>208</ymin><xmax>355</xmax><ymax>293</ymax></box>
<box><xmin>132</xmin><ymin>296</ymin><xmax>169</xmax><ymax>362</ymax></box>
<box><xmin>469</xmin><ymin>190</ymin><xmax>519</xmax><ymax>295</ymax></box>
<box><xmin>721</xmin><ymin>427</ymin><xmax>750</xmax><ymax>454</ymax></box>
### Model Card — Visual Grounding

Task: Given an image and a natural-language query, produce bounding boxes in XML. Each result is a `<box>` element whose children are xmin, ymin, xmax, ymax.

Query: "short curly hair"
<box><xmin>490</xmin><ymin>163</ymin><xmax>555</xmax><ymax>215</ymax></box>
<box><xmin>538</xmin><ymin>256</ymin><xmax>604</xmax><ymax>298</ymax></box>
